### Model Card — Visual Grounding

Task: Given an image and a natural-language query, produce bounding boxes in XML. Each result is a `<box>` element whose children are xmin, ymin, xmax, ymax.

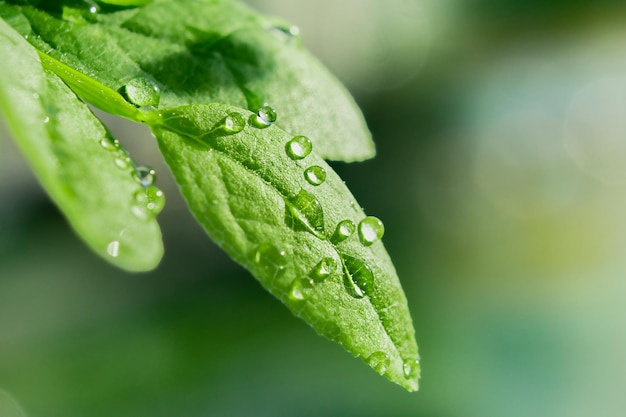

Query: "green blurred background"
<box><xmin>3</xmin><ymin>0</ymin><xmax>626</xmax><ymax>416</ymax></box>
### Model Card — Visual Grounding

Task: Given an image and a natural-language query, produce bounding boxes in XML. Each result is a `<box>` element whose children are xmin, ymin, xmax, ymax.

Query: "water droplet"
<box><xmin>100</xmin><ymin>138</ymin><xmax>120</xmax><ymax>151</ymax></box>
<box><xmin>331</xmin><ymin>220</ymin><xmax>356</xmax><ymax>244</ymax></box>
<box><xmin>284</xmin><ymin>189</ymin><xmax>325</xmax><ymax>238</ymax></box>
<box><xmin>131</xmin><ymin>185</ymin><xmax>165</xmax><ymax>220</ymax></box>
<box><xmin>254</xmin><ymin>243</ymin><xmax>288</xmax><ymax>278</ymax></box>
<box><xmin>107</xmin><ymin>241</ymin><xmax>120</xmax><ymax>258</ymax></box>
<box><xmin>289</xmin><ymin>277</ymin><xmax>314</xmax><ymax>301</ymax></box>
<box><xmin>341</xmin><ymin>254</ymin><xmax>374</xmax><ymax>299</ymax></box>
<box><xmin>402</xmin><ymin>359</ymin><xmax>420</xmax><ymax>379</ymax></box>
<box><xmin>135</xmin><ymin>166</ymin><xmax>156</xmax><ymax>187</ymax></box>
<box><xmin>255</xmin><ymin>105</ymin><xmax>277</xmax><ymax>127</ymax></box>
<box><xmin>114</xmin><ymin>156</ymin><xmax>131</xmax><ymax>170</ymax></box>
<box><xmin>121</xmin><ymin>77</ymin><xmax>161</xmax><ymax>107</ymax></box>
<box><xmin>358</xmin><ymin>216</ymin><xmax>385</xmax><ymax>246</ymax></box>
<box><xmin>32</xmin><ymin>93</ymin><xmax>39</xmax><ymax>100</ymax></box>
<box><xmin>310</xmin><ymin>257</ymin><xmax>337</xmax><ymax>282</ymax></box>
<box><xmin>368</xmin><ymin>351</ymin><xmax>390</xmax><ymax>375</ymax></box>
<box><xmin>43</xmin><ymin>116</ymin><xmax>50</xmax><ymax>124</ymax></box>
<box><xmin>286</xmin><ymin>135</ymin><xmax>313</xmax><ymax>160</ymax></box>
<box><xmin>304</xmin><ymin>165</ymin><xmax>326</xmax><ymax>186</ymax></box>
<box><xmin>273</xmin><ymin>24</ymin><xmax>300</xmax><ymax>37</ymax></box>
<box><xmin>223</xmin><ymin>112</ymin><xmax>246</xmax><ymax>134</ymax></box>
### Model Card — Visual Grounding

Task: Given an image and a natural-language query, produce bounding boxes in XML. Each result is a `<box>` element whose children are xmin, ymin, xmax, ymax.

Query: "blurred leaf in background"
<box><xmin>3</xmin><ymin>0</ymin><xmax>626</xmax><ymax>416</ymax></box>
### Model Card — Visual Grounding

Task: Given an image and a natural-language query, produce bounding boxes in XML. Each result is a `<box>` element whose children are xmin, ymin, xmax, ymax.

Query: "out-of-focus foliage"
<box><xmin>2</xmin><ymin>0</ymin><xmax>626</xmax><ymax>416</ymax></box>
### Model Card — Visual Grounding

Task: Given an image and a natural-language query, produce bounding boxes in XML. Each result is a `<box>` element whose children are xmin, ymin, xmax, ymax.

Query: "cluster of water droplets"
<box><xmin>130</xmin><ymin>166</ymin><xmax>165</xmax><ymax>221</ymax></box>
<box><xmin>244</xmin><ymin>106</ymin><xmax>388</xmax><ymax>302</ymax></box>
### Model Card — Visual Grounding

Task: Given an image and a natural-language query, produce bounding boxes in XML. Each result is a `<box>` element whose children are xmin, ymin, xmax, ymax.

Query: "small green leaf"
<box><xmin>0</xmin><ymin>18</ymin><xmax>163</xmax><ymax>271</ymax></box>
<box><xmin>2</xmin><ymin>0</ymin><xmax>374</xmax><ymax>161</ymax></box>
<box><xmin>151</xmin><ymin>103</ymin><xmax>419</xmax><ymax>390</ymax></box>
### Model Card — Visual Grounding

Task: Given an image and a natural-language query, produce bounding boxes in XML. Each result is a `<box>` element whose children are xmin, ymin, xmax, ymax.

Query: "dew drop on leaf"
<box><xmin>289</xmin><ymin>277</ymin><xmax>314</xmax><ymax>301</ymax></box>
<box><xmin>135</xmin><ymin>166</ymin><xmax>156</xmax><ymax>187</ymax></box>
<box><xmin>121</xmin><ymin>77</ymin><xmax>161</xmax><ymax>107</ymax></box>
<box><xmin>107</xmin><ymin>240</ymin><xmax>120</xmax><ymax>258</ymax></box>
<box><xmin>222</xmin><ymin>112</ymin><xmax>246</xmax><ymax>134</ymax></box>
<box><xmin>341</xmin><ymin>254</ymin><xmax>374</xmax><ymax>299</ymax></box>
<box><xmin>368</xmin><ymin>351</ymin><xmax>391</xmax><ymax>375</ymax></box>
<box><xmin>304</xmin><ymin>165</ymin><xmax>326</xmax><ymax>186</ymax></box>
<box><xmin>255</xmin><ymin>105</ymin><xmax>277</xmax><ymax>127</ymax></box>
<box><xmin>286</xmin><ymin>135</ymin><xmax>313</xmax><ymax>160</ymax></box>
<box><xmin>331</xmin><ymin>219</ymin><xmax>356</xmax><ymax>244</ymax></box>
<box><xmin>131</xmin><ymin>185</ymin><xmax>165</xmax><ymax>220</ymax></box>
<box><xmin>402</xmin><ymin>359</ymin><xmax>420</xmax><ymax>379</ymax></box>
<box><xmin>358</xmin><ymin>216</ymin><xmax>385</xmax><ymax>246</ymax></box>
<box><xmin>114</xmin><ymin>156</ymin><xmax>131</xmax><ymax>170</ymax></box>
<box><xmin>43</xmin><ymin>116</ymin><xmax>50</xmax><ymax>124</ymax></box>
<box><xmin>310</xmin><ymin>257</ymin><xmax>337</xmax><ymax>282</ymax></box>
<box><xmin>254</xmin><ymin>243</ymin><xmax>288</xmax><ymax>278</ymax></box>
<box><xmin>100</xmin><ymin>138</ymin><xmax>120</xmax><ymax>151</ymax></box>
<box><xmin>271</xmin><ymin>24</ymin><xmax>301</xmax><ymax>40</ymax></box>
<box><xmin>284</xmin><ymin>189</ymin><xmax>325</xmax><ymax>238</ymax></box>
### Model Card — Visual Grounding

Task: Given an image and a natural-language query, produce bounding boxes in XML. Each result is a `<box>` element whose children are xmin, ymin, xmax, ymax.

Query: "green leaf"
<box><xmin>150</xmin><ymin>103</ymin><xmax>420</xmax><ymax>391</ymax></box>
<box><xmin>0</xmin><ymin>17</ymin><xmax>163</xmax><ymax>271</ymax></box>
<box><xmin>2</xmin><ymin>0</ymin><xmax>374</xmax><ymax>161</ymax></box>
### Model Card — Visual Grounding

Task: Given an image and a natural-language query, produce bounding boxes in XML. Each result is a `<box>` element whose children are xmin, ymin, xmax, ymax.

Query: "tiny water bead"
<box><xmin>310</xmin><ymin>257</ymin><xmax>337</xmax><ymax>282</ymax></box>
<box><xmin>255</xmin><ymin>105</ymin><xmax>277</xmax><ymax>127</ymax></box>
<box><xmin>368</xmin><ymin>351</ymin><xmax>391</xmax><ymax>375</ymax></box>
<box><xmin>271</xmin><ymin>24</ymin><xmax>301</xmax><ymax>39</ymax></box>
<box><xmin>286</xmin><ymin>135</ymin><xmax>313</xmax><ymax>160</ymax></box>
<box><xmin>121</xmin><ymin>77</ymin><xmax>161</xmax><ymax>107</ymax></box>
<box><xmin>114</xmin><ymin>155</ymin><xmax>131</xmax><ymax>170</ymax></box>
<box><xmin>304</xmin><ymin>165</ymin><xmax>326</xmax><ymax>186</ymax></box>
<box><xmin>100</xmin><ymin>138</ymin><xmax>120</xmax><ymax>151</ymax></box>
<box><xmin>107</xmin><ymin>241</ymin><xmax>120</xmax><ymax>258</ymax></box>
<box><xmin>402</xmin><ymin>359</ymin><xmax>420</xmax><ymax>379</ymax></box>
<box><xmin>254</xmin><ymin>243</ymin><xmax>289</xmax><ymax>278</ymax></box>
<box><xmin>223</xmin><ymin>112</ymin><xmax>246</xmax><ymax>134</ymax></box>
<box><xmin>358</xmin><ymin>216</ymin><xmax>385</xmax><ymax>246</ymax></box>
<box><xmin>43</xmin><ymin>116</ymin><xmax>50</xmax><ymax>124</ymax></box>
<box><xmin>289</xmin><ymin>277</ymin><xmax>314</xmax><ymax>301</ymax></box>
<box><xmin>135</xmin><ymin>166</ymin><xmax>156</xmax><ymax>187</ymax></box>
<box><xmin>331</xmin><ymin>220</ymin><xmax>356</xmax><ymax>244</ymax></box>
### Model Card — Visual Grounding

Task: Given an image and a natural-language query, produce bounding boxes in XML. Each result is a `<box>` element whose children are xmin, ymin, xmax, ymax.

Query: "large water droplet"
<box><xmin>255</xmin><ymin>105</ymin><xmax>277</xmax><ymax>127</ymax></box>
<box><xmin>131</xmin><ymin>185</ymin><xmax>165</xmax><ymax>220</ymax></box>
<box><xmin>284</xmin><ymin>189</ymin><xmax>325</xmax><ymax>239</ymax></box>
<box><xmin>368</xmin><ymin>351</ymin><xmax>390</xmax><ymax>375</ymax></box>
<box><xmin>341</xmin><ymin>254</ymin><xmax>374</xmax><ymax>299</ymax></box>
<box><xmin>402</xmin><ymin>359</ymin><xmax>420</xmax><ymax>379</ymax></box>
<box><xmin>107</xmin><ymin>241</ymin><xmax>120</xmax><ymax>258</ymax></box>
<box><xmin>135</xmin><ymin>166</ymin><xmax>156</xmax><ymax>187</ymax></box>
<box><xmin>121</xmin><ymin>77</ymin><xmax>161</xmax><ymax>107</ymax></box>
<box><xmin>222</xmin><ymin>112</ymin><xmax>246</xmax><ymax>134</ymax></box>
<box><xmin>286</xmin><ymin>135</ymin><xmax>313</xmax><ymax>160</ymax></box>
<box><xmin>289</xmin><ymin>277</ymin><xmax>314</xmax><ymax>301</ymax></box>
<box><xmin>331</xmin><ymin>220</ymin><xmax>356</xmax><ymax>244</ymax></box>
<box><xmin>304</xmin><ymin>165</ymin><xmax>326</xmax><ymax>186</ymax></box>
<box><xmin>358</xmin><ymin>216</ymin><xmax>385</xmax><ymax>246</ymax></box>
<box><xmin>310</xmin><ymin>257</ymin><xmax>337</xmax><ymax>282</ymax></box>
<box><xmin>254</xmin><ymin>243</ymin><xmax>288</xmax><ymax>278</ymax></box>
